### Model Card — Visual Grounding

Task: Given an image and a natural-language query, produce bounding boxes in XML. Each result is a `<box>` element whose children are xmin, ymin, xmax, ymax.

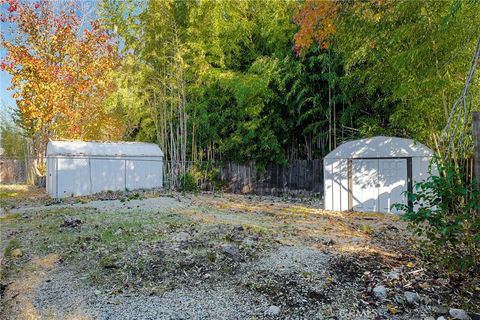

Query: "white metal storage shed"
<box><xmin>324</xmin><ymin>136</ymin><xmax>434</xmax><ymax>214</ymax></box>
<box><xmin>46</xmin><ymin>140</ymin><xmax>163</xmax><ymax>198</ymax></box>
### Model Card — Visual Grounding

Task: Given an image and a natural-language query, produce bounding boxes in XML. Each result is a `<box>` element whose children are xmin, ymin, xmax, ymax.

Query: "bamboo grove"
<box><xmin>1</xmin><ymin>0</ymin><xmax>480</xmax><ymax>173</ymax></box>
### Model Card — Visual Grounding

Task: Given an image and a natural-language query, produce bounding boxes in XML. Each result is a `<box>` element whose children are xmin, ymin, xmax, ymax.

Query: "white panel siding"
<box><xmin>338</xmin><ymin>159</ymin><xmax>349</xmax><ymax>211</ymax></box>
<box><xmin>323</xmin><ymin>159</ymin><xmax>334</xmax><ymax>210</ymax></box>
<box><xmin>352</xmin><ymin>159</ymin><xmax>379</xmax><ymax>212</ymax></box>
<box><xmin>126</xmin><ymin>160</ymin><xmax>163</xmax><ymax>190</ymax></box>
<box><xmin>90</xmin><ymin>159</ymin><xmax>126</xmax><ymax>193</ymax></box>
<box><xmin>56</xmin><ymin>158</ymin><xmax>90</xmax><ymax>197</ymax></box>
<box><xmin>332</xmin><ymin>159</ymin><xmax>342</xmax><ymax>211</ymax></box>
<box><xmin>378</xmin><ymin>159</ymin><xmax>407</xmax><ymax>214</ymax></box>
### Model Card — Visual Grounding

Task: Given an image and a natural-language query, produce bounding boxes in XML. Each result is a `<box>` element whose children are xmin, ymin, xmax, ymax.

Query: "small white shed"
<box><xmin>324</xmin><ymin>136</ymin><xmax>434</xmax><ymax>213</ymax></box>
<box><xmin>46</xmin><ymin>140</ymin><xmax>163</xmax><ymax>198</ymax></box>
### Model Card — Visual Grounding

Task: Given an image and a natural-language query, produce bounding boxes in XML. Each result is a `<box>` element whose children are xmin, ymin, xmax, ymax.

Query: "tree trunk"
<box><xmin>473</xmin><ymin>112</ymin><xmax>480</xmax><ymax>186</ymax></box>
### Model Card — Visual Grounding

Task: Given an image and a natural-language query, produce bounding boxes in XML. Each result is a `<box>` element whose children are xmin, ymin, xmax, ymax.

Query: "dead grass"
<box><xmin>0</xmin><ymin>184</ymin><xmax>48</xmax><ymax>208</ymax></box>
<box><xmin>3</xmin><ymin>192</ymin><xmax>475</xmax><ymax>318</ymax></box>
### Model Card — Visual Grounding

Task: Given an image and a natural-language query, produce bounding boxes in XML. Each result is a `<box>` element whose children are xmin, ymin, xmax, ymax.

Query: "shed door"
<box><xmin>378</xmin><ymin>159</ymin><xmax>407</xmax><ymax>213</ymax></box>
<box><xmin>352</xmin><ymin>159</ymin><xmax>378</xmax><ymax>212</ymax></box>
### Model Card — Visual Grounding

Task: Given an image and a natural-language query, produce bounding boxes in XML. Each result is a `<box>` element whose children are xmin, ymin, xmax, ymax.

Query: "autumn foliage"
<box><xmin>0</xmin><ymin>0</ymin><xmax>122</xmax><ymax>157</ymax></box>
<box><xmin>293</xmin><ymin>0</ymin><xmax>337</xmax><ymax>54</ymax></box>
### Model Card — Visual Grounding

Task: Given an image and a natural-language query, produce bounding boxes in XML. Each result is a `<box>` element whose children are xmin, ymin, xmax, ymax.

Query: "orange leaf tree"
<box><xmin>293</xmin><ymin>0</ymin><xmax>337</xmax><ymax>54</ymax></box>
<box><xmin>0</xmin><ymin>0</ymin><xmax>123</xmax><ymax>177</ymax></box>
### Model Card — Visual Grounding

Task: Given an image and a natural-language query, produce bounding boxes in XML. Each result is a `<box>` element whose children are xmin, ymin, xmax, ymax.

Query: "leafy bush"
<box><xmin>178</xmin><ymin>162</ymin><xmax>225</xmax><ymax>193</ymax></box>
<box><xmin>179</xmin><ymin>172</ymin><xmax>198</xmax><ymax>192</ymax></box>
<box><xmin>395</xmin><ymin>159</ymin><xmax>480</xmax><ymax>272</ymax></box>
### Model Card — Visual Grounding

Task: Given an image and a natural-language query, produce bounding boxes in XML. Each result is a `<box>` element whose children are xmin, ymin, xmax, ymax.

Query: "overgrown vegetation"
<box><xmin>395</xmin><ymin>160</ymin><xmax>480</xmax><ymax>273</ymax></box>
<box><xmin>179</xmin><ymin>162</ymin><xmax>224</xmax><ymax>192</ymax></box>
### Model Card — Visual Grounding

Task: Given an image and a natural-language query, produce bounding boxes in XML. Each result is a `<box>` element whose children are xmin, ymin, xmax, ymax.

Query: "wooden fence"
<box><xmin>163</xmin><ymin>160</ymin><xmax>324</xmax><ymax>196</ymax></box>
<box><xmin>220</xmin><ymin>160</ymin><xmax>323</xmax><ymax>196</ymax></box>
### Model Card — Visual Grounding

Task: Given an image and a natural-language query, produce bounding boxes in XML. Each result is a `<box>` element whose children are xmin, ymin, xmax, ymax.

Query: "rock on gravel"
<box><xmin>449</xmin><ymin>308</ymin><xmax>471</xmax><ymax>320</ymax></box>
<box><xmin>266</xmin><ymin>305</ymin><xmax>281</xmax><ymax>316</ymax></box>
<box><xmin>172</xmin><ymin>231</ymin><xmax>190</xmax><ymax>242</ymax></box>
<box><xmin>373</xmin><ymin>285</ymin><xmax>387</xmax><ymax>300</ymax></box>
<box><xmin>221</xmin><ymin>244</ymin><xmax>240</xmax><ymax>260</ymax></box>
<box><xmin>404</xmin><ymin>291</ymin><xmax>420</xmax><ymax>305</ymax></box>
<box><xmin>387</xmin><ymin>270</ymin><xmax>400</xmax><ymax>280</ymax></box>
<box><xmin>61</xmin><ymin>216</ymin><xmax>83</xmax><ymax>228</ymax></box>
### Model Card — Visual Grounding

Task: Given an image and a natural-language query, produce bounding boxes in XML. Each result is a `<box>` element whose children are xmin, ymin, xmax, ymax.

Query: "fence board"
<box><xmin>218</xmin><ymin>160</ymin><xmax>323</xmax><ymax>196</ymax></box>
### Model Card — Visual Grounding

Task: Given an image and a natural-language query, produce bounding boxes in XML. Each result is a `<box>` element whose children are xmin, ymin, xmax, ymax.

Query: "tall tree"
<box><xmin>294</xmin><ymin>0</ymin><xmax>480</xmax><ymax>148</ymax></box>
<box><xmin>1</xmin><ymin>0</ymin><xmax>122</xmax><ymax>178</ymax></box>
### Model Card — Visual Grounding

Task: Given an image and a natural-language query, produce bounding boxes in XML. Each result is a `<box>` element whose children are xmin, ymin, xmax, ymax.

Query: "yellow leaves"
<box><xmin>3</xmin><ymin>0</ymin><xmax>121</xmax><ymax>142</ymax></box>
<box><xmin>387</xmin><ymin>304</ymin><xmax>399</xmax><ymax>315</ymax></box>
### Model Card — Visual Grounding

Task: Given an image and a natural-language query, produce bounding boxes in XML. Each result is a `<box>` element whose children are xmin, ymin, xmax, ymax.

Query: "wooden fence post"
<box><xmin>473</xmin><ymin>112</ymin><xmax>480</xmax><ymax>185</ymax></box>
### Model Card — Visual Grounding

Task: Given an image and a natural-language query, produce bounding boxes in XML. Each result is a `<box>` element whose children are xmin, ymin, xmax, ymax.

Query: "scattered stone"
<box><xmin>437</xmin><ymin>317</ymin><xmax>447</xmax><ymax>320</ymax></box>
<box><xmin>114</xmin><ymin>228</ymin><xmax>123</xmax><ymax>236</ymax></box>
<box><xmin>172</xmin><ymin>231</ymin><xmax>190</xmax><ymax>242</ymax></box>
<box><xmin>322</xmin><ymin>239</ymin><xmax>336</xmax><ymax>246</ymax></box>
<box><xmin>181</xmin><ymin>257</ymin><xmax>194</xmax><ymax>267</ymax></box>
<box><xmin>61</xmin><ymin>216</ymin><xmax>83</xmax><ymax>228</ymax></box>
<box><xmin>423</xmin><ymin>317</ymin><xmax>435</xmax><ymax>320</ymax></box>
<box><xmin>387</xmin><ymin>270</ymin><xmax>400</xmax><ymax>280</ymax></box>
<box><xmin>94</xmin><ymin>289</ymin><xmax>101</xmax><ymax>295</ymax></box>
<box><xmin>221</xmin><ymin>244</ymin><xmax>240</xmax><ymax>260</ymax></box>
<box><xmin>449</xmin><ymin>308</ymin><xmax>471</xmax><ymax>320</ymax></box>
<box><xmin>232</xmin><ymin>224</ymin><xmax>244</xmax><ymax>232</ymax></box>
<box><xmin>265</xmin><ymin>305</ymin><xmax>281</xmax><ymax>316</ymax></box>
<box><xmin>11</xmin><ymin>248</ymin><xmax>22</xmax><ymax>258</ymax></box>
<box><xmin>436</xmin><ymin>306</ymin><xmax>449</xmax><ymax>315</ymax></box>
<box><xmin>404</xmin><ymin>291</ymin><xmax>420</xmax><ymax>305</ymax></box>
<box><xmin>373</xmin><ymin>285</ymin><xmax>388</xmax><ymax>300</ymax></box>
<box><xmin>242</xmin><ymin>238</ymin><xmax>255</xmax><ymax>247</ymax></box>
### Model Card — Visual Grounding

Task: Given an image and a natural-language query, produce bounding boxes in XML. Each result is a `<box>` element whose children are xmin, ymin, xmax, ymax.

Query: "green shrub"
<box><xmin>178</xmin><ymin>162</ymin><xmax>225</xmax><ymax>193</ymax></box>
<box><xmin>394</xmin><ymin>159</ymin><xmax>480</xmax><ymax>272</ymax></box>
<box><xmin>179</xmin><ymin>172</ymin><xmax>198</xmax><ymax>192</ymax></box>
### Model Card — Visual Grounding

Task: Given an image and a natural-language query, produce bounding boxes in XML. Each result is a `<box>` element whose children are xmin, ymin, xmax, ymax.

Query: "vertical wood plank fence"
<box><xmin>220</xmin><ymin>160</ymin><xmax>323</xmax><ymax>196</ymax></box>
<box><xmin>163</xmin><ymin>160</ymin><xmax>324</xmax><ymax>196</ymax></box>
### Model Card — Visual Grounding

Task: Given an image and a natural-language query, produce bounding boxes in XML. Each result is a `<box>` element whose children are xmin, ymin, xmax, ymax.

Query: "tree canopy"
<box><xmin>2</xmin><ymin>0</ymin><xmax>479</xmax><ymax>167</ymax></box>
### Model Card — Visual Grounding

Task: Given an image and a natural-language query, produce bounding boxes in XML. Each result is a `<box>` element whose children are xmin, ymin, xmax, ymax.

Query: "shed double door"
<box><xmin>351</xmin><ymin>159</ymin><xmax>408</xmax><ymax>213</ymax></box>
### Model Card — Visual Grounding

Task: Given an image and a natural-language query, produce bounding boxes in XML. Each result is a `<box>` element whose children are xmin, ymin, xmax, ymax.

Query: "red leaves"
<box><xmin>7</xmin><ymin>0</ymin><xmax>17</xmax><ymax>12</ymax></box>
<box><xmin>293</xmin><ymin>0</ymin><xmax>337</xmax><ymax>55</ymax></box>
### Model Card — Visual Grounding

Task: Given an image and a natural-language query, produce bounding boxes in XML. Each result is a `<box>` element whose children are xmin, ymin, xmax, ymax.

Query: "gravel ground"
<box><xmin>2</xmin><ymin>192</ymin><xmax>478</xmax><ymax>319</ymax></box>
<box><xmin>31</xmin><ymin>246</ymin><xmax>373</xmax><ymax>320</ymax></box>
<box><xmin>34</xmin><ymin>268</ymin><xmax>266</xmax><ymax>320</ymax></box>
<box><xmin>9</xmin><ymin>196</ymin><xmax>186</xmax><ymax>215</ymax></box>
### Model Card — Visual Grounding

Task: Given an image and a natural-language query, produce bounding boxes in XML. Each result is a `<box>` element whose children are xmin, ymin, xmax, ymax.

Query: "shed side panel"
<box><xmin>126</xmin><ymin>160</ymin><xmax>162</xmax><ymax>190</ymax></box>
<box><xmin>338</xmin><ymin>159</ymin><xmax>349</xmax><ymax>211</ymax></box>
<box><xmin>324</xmin><ymin>159</ymin><xmax>334</xmax><ymax>210</ymax></box>
<box><xmin>46</xmin><ymin>158</ymin><xmax>53</xmax><ymax>196</ymax></box>
<box><xmin>332</xmin><ymin>159</ymin><xmax>347</xmax><ymax>211</ymax></box>
<box><xmin>90</xmin><ymin>159</ymin><xmax>126</xmax><ymax>193</ymax></box>
<box><xmin>57</xmin><ymin>158</ymin><xmax>90</xmax><ymax>197</ymax></box>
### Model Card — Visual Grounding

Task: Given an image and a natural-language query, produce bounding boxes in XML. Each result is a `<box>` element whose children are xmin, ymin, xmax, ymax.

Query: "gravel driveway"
<box><xmin>1</xmin><ymin>191</ymin><xmax>477</xmax><ymax>319</ymax></box>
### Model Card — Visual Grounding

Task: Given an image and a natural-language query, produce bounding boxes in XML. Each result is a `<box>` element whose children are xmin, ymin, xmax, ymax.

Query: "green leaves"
<box><xmin>396</xmin><ymin>158</ymin><xmax>480</xmax><ymax>273</ymax></box>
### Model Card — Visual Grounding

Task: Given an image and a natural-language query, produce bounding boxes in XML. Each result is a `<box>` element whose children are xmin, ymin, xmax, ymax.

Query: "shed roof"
<box><xmin>324</xmin><ymin>136</ymin><xmax>433</xmax><ymax>159</ymax></box>
<box><xmin>46</xmin><ymin>140</ymin><xmax>163</xmax><ymax>157</ymax></box>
